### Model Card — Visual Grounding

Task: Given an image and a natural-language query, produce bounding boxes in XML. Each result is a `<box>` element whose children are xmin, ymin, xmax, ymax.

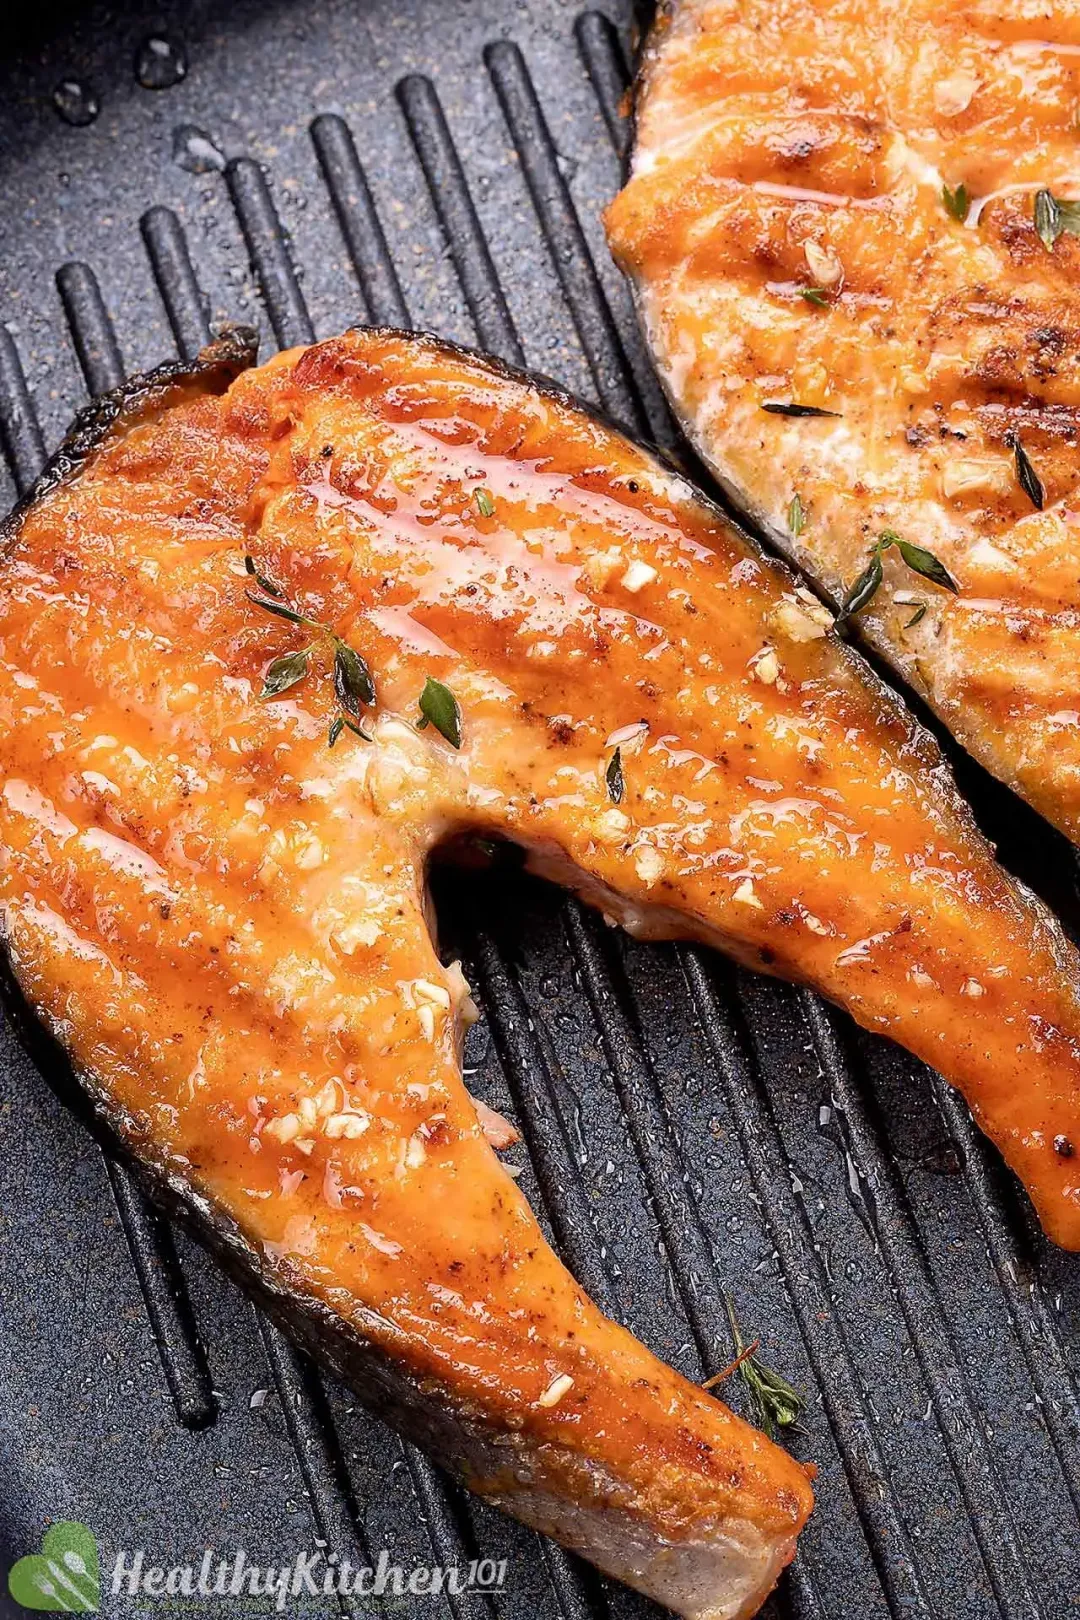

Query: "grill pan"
<box><xmin>0</xmin><ymin>3</ymin><xmax>1078</xmax><ymax>1616</ymax></box>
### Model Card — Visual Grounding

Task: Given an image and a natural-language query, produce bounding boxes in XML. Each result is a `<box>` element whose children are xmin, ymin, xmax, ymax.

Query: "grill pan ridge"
<box><xmin>0</xmin><ymin>3</ymin><xmax>1078</xmax><ymax>1617</ymax></box>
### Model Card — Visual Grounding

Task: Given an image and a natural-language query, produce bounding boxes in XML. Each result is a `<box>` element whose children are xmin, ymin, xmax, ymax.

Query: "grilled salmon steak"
<box><xmin>5</xmin><ymin>326</ymin><xmax>1080</xmax><ymax>1615</ymax></box>
<box><xmin>606</xmin><ymin>0</ymin><xmax>1080</xmax><ymax>844</ymax></box>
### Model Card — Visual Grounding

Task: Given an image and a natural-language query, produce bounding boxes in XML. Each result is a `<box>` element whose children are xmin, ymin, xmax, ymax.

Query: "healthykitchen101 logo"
<box><xmin>7</xmin><ymin>1522</ymin><xmax>99</xmax><ymax>1612</ymax></box>
<box><xmin>6</xmin><ymin>1524</ymin><xmax>508</xmax><ymax>1612</ymax></box>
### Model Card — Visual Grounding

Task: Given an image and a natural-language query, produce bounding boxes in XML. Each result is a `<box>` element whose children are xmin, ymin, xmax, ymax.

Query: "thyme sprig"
<box><xmin>839</xmin><ymin>530</ymin><xmax>959</xmax><ymax>623</ymax></box>
<box><xmin>704</xmin><ymin>1294</ymin><xmax>804</xmax><ymax>1442</ymax></box>
<box><xmin>244</xmin><ymin>554</ymin><xmax>375</xmax><ymax>742</ymax></box>
<box><xmin>244</xmin><ymin>556</ymin><xmax>465</xmax><ymax>754</ymax></box>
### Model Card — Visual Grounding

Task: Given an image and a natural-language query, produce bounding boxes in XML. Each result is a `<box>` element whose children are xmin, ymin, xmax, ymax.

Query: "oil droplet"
<box><xmin>172</xmin><ymin>124</ymin><xmax>225</xmax><ymax>174</ymax></box>
<box><xmin>136</xmin><ymin>35</ymin><xmax>188</xmax><ymax>90</ymax></box>
<box><xmin>53</xmin><ymin>79</ymin><xmax>99</xmax><ymax>127</ymax></box>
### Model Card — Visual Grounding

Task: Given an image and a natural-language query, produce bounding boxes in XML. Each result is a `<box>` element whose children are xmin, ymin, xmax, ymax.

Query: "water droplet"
<box><xmin>136</xmin><ymin>35</ymin><xmax>188</xmax><ymax>90</ymax></box>
<box><xmin>172</xmin><ymin>124</ymin><xmax>225</xmax><ymax>174</ymax></box>
<box><xmin>53</xmin><ymin>79</ymin><xmax>99</xmax><ymax>127</ymax></box>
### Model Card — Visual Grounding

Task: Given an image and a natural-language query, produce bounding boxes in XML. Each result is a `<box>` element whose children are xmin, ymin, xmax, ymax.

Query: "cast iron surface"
<box><xmin>0</xmin><ymin>3</ymin><xmax>1078</xmax><ymax>1617</ymax></box>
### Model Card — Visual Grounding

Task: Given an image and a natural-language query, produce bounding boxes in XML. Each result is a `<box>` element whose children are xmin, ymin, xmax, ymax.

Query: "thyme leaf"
<box><xmin>717</xmin><ymin>1294</ymin><xmax>804</xmax><ymax>1442</ymax></box>
<box><xmin>606</xmin><ymin>747</ymin><xmax>625</xmax><ymax>804</ymax></box>
<box><xmin>261</xmin><ymin>647</ymin><xmax>310</xmax><ymax>699</ymax></box>
<box><xmin>417</xmin><ymin>676</ymin><xmax>462</xmax><ymax>748</ymax></box>
<box><xmin>1035</xmin><ymin>188</ymin><xmax>1062</xmax><ymax>250</ymax></box>
<box><xmin>1033</xmin><ymin>188</ymin><xmax>1080</xmax><ymax>250</ymax></box>
<box><xmin>474</xmin><ymin>488</ymin><xmax>495</xmax><ymax>518</ymax></box>
<box><xmin>761</xmin><ymin>401</ymin><xmax>840</xmax><ymax>418</ymax></box>
<box><xmin>329</xmin><ymin>714</ymin><xmax>372</xmax><ymax>747</ymax></box>
<box><xmin>333</xmin><ymin>642</ymin><xmax>376</xmax><ymax>716</ymax></box>
<box><xmin>244</xmin><ymin>553</ymin><xmax>285</xmax><ymax>598</ymax></box>
<box><xmin>839</xmin><ymin>550</ymin><xmax>883</xmax><ymax>620</ymax></box>
<box><xmin>942</xmin><ymin>181</ymin><xmax>970</xmax><ymax>222</ymax></box>
<box><xmin>903</xmin><ymin>600</ymin><xmax>928</xmax><ymax>628</ymax></box>
<box><xmin>1007</xmin><ymin>430</ymin><xmax>1044</xmax><ymax>510</ymax></box>
<box><xmin>787</xmin><ymin>493</ymin><xmax>806</xmax><ymax>538</ymax></box>
<box><xmin>798</xmin><ymin>287</ymin><xmax>829</xmax><ymax>307</ymax></box>
<box><xmin>887</xmin><ymin>534</ymin><xmax>959</xmax><ymax>593</ymax></box>
<box><xmin>245</xmin><ymin>590</ymin><xmax>311</xmax><ymax>628</ymax></box>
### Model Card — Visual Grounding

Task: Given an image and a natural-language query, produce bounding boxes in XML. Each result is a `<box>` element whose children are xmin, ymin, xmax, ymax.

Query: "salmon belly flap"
<box><xmin>2</xmin><ymin>325</ymin><xmax>1080</xmax><ymax>1615</ymax></box>
<box><xmin>607</xmin><ymin>0</ymin><xmax>1080</xmax><ymax>846</ymax></box>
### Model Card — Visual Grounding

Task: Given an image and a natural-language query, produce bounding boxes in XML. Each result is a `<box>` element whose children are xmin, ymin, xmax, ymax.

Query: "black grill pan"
<box><xmin>0</xmin><ymin>3</ymin><xmax>1078</xmax><ymax>1617</ymax></box>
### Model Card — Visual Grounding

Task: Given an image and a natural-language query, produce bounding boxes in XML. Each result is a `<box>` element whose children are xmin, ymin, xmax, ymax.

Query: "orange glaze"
<box><xmin>3</xmin><ymin>325</ymin><xmax>1080</xmax><ymax>1612</ymax></box>
<box><xmin>606</xmin><ymin>0</ymin><xmax>1080</xmax><ymax>844</ymax></box>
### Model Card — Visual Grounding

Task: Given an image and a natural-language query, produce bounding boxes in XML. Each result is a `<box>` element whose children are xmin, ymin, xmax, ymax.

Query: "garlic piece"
<box><xmin>404</xmin><ymin>1132</ymin><xmax>427</xmax><ymax>1169</ymax></box>
<box><xmin>331</xmin><ymin>915</ymin><xmax>381</xmax><ymax>956</ymax></box>
<box><xmin>804</xmin><ymin>239</ymin><xmax>843</xmax><ymax>286</ymax></box>
<box><xmin>413</xmin><ymin>978</ymin><xmax>452</xmax><ymax>1010</ymax></box>
<box><xmin>733</xmin><ymin>878</ymin><xmax>763</xmax><ymax>910</ymax></box>
<box><xmin>751</xmin><ymin>648</ymin><xmax>781</xmax><ymax>685</ymax></box>
<box><xmin>768</xmin><ymin>595</ymin><xmax>833</xmax><ymax>643</ymax></box>
<box><xmin>934</xmin><ymin>72</ymin><xmax>978</xmax><ymax>117</ymax></box>
<box><xmin>537</xmin><ymin>1373</ymin><xmax>575</xmax><ymax>1408</ymax></box>
<box><xmin>264</xmin><ymin>1113</ymin><xmax>300</xmax><ymax>1145</ymax></box>
<box><xmin>595</xmin><ymin>807</ymin><xmax>630</xmax><ymax>843</ymax></box>
<box><xmin>606</xmin><ymin>720</ymin><xmax>649</xmax><ymax>753</ymax></box>
<box><xmin>582</xmin><ymin>548</ymin><xmax>623</xmax><ymax>590</ymax></box>
<box><xmin>293</xmin><ymin>833</ymin><xmax>325</xmax><ymax>871</ymax></box>
<box><xmin>314</xmin><ymin>1080</ymin><xmax>340</xmax><ymax>1116</ymax></box>
<box><xmin>620</xmin><ymin>559</ymin><xmax>658</xmax><ymax>594</ymax></box>
<box><xmin>634</xmin><ymin>844</ymin><xmax>663</xmax><ymax>887</ymax></box>
<box><xmin>325</xmin><ymin>1112</ymin><xmax>370</xmax><ymax>1139</ymax></box>
<box><xmin>446</xmin><ymin>959</ymin><xmax>481</xmax><ymax>1027</ymax></box>
<box><xmin>941</xmin><ymin>459</ymin><xmax>1012</xmax><ymax>499</ymax></box>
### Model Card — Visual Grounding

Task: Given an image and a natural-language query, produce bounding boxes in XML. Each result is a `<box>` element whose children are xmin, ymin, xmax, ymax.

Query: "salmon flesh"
<box><xmin>5</xmin><ymin>325</ymin><xmax>1080</xmax><ymax>1612</ymax></box>
<box><xmin>606</xmin><ymin>0</ymin><xmax>1080</xmax><ymax>845</ymax></box>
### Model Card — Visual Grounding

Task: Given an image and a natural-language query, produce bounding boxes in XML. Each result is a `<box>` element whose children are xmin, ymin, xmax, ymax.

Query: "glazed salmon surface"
<box><xmin>4</xmin><ymin>325</ymin><xmax>1080</xmax><ymax>1613</ymax></box>
<box><xmin>606</xmin><ymin>0</ymin><xmax>1080</xmax><ymax>843</ymax></box>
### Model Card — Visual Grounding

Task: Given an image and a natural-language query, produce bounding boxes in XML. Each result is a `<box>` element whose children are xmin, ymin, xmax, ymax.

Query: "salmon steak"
<box><xmin>606</xmin><ymin>0</ymin><xmax>1080</xmax><ymax>844</ymax></box>
<box><xmin>4</xmin><ymin>325</ymin><xmax>1080</xmax><ymax>1616</ymax></box>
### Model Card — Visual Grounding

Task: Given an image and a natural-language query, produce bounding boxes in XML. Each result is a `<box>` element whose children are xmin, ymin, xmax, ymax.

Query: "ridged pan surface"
<box><xmin>0</xmin><ymin>3</ymin><xmax>1077</xmax><ymax>1619</ymax></box>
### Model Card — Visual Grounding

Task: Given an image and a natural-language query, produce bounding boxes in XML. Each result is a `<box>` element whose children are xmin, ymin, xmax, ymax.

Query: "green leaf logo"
<box><xmin>8</xmin><ymin>1522</ymin><xmax>99</xmax><ymax>1612</ymax></box>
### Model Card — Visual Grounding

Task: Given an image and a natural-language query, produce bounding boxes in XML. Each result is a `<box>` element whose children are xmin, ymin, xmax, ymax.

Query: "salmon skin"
<box><xmin>606</xmin><ymin>0</ymin><xmax>1080</xmax><ymax>846</ymax></box>
<box><xmin>2</xmin><ymin>327</ymin><xmax>1080</xmax><ymax>1616</ymax></box>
